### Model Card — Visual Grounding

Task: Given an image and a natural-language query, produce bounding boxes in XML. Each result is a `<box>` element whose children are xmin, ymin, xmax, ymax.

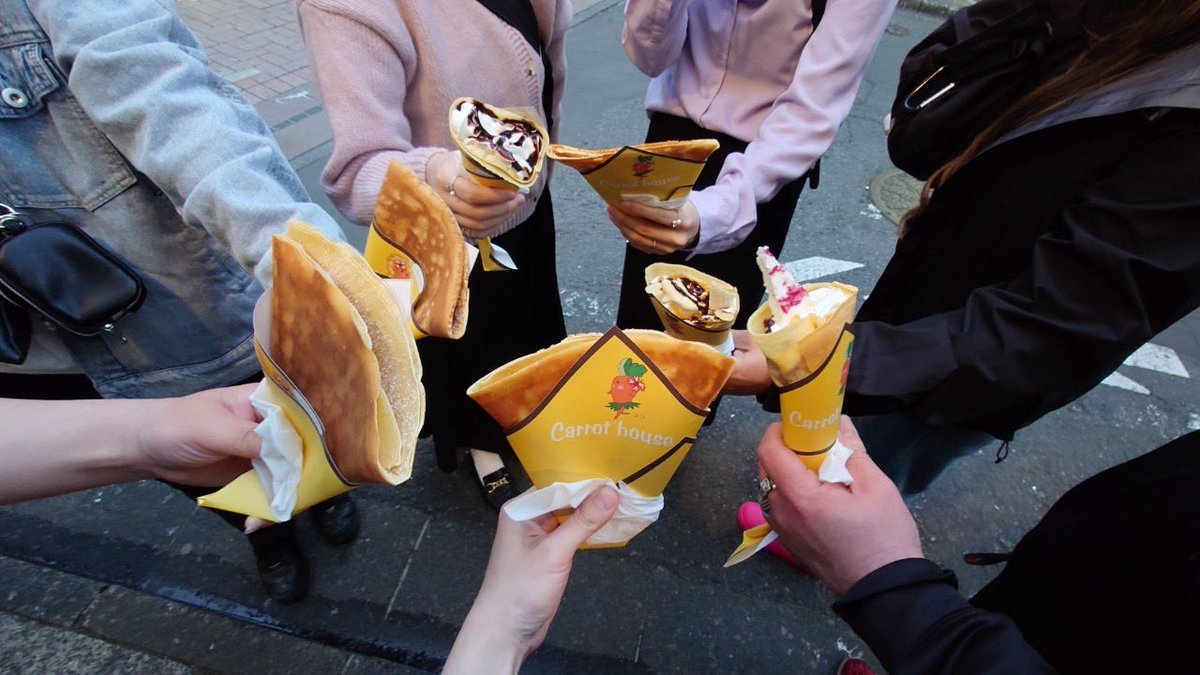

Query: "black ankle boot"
<box><xmin>249</xmin><ymin>523</ymin><xmax>309</xmax><ymax>604</ymax></box>
<box><xmin>310</xmin><ymin>492</ymin><xmax>360</xmax><ymax>546</ymax></box>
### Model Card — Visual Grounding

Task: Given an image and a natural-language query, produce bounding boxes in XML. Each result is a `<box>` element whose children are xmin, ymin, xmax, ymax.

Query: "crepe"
<box><xmin>285</xmin><ymin>221</ymin><xmax>424</xmax><ymax>483</ymax></box>
<box><xmin>449</xmin><ymin>98</ymin><xmax>548</xmax><ymax>189</ymax></box>
<box><xmin>467</xmin><ymin>329</ymin><xmax>734</xmax><ymax>430</ymax></box>
<box><xmin>548</xmin><ymin>140</ymin><xmax>719</xmax><ymax>172</ymax></box>
<box><xmin>644</xmin><ymin>263</ymin><xmax>738</xmax><ymax>332</ymax></box>
<box><xmin>373</xmin><ymin>161</ymin><xmax>469</xmax><ymax>339</ymax></box>
<box><xmin>270</xmin><ymin>229</ymin><xmax>421</xmax><ymax>485</ymax></box>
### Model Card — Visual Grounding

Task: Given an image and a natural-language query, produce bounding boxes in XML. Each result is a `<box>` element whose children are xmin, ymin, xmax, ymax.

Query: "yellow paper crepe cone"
<box><xmin>644</xmin><ymin>263</ymin><xmax>738</xmax><ymax>350</ymax></box>
<box><xmin>748</xmin><ymin>282</ymin><xmax>858</xmax><ymax>471</ymax></box>
<box><xmin>549</xmin><ymin>140</ymin><xmax>719</xmax><ymax>208</ymax></box>
<box><xmin>468</xmin><ymin>328</ymin><xmax>734</xmax><ymax>546</ymax></box>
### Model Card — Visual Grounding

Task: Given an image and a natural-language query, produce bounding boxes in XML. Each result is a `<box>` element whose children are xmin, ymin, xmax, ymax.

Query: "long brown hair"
<box><xmin>901</xmin><ymin>0</ymin><xmax>1200</xmax><ymax>233</ymax></box>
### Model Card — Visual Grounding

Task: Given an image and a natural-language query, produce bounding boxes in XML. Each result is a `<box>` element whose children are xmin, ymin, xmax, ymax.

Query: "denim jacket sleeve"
<box><xmin>29</xmin><ymin>0</ymin><xmax>345</xmax><ymax>286</ymax></box>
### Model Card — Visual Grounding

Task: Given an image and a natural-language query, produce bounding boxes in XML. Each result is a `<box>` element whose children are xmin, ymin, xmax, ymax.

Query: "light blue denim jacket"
<box><xmin>1</xmin><ymin>0</ymin><xmax>345</xmax><ymax>398</ymax></box>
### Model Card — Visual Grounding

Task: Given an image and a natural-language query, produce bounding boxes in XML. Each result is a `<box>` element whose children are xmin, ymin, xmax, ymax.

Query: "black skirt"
<box><xmin>420</xmin><ymin>191</ymin><xmax>566</xmax><ymax>471</ymax></box>
<box><xmin>616</xmin><ymin>113</ymin><xmax>809</xmax><ymax>330</ymax></box>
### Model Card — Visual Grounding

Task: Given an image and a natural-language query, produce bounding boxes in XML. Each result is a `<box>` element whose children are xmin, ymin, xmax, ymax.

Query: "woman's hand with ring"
<box><xmin>427</xmin><ymin>151</ymin><xmax>525</xmax><ymax>239</ymax></box>
<box><xmin>606</xmin><ymin>199</ymin><xmax>700</xmax><ymax>255</ymax></box>
<box><xmin>757</xmin><ymin>420</ymin><xmax>924</xmax><ymax>595</ymax></box>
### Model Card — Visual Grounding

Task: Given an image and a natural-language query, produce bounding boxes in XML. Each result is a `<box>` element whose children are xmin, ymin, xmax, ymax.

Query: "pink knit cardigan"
<box><xmin>298</xmin><ymin>0</ymin><xmax>570</xmax><ymax>233</ymax></box>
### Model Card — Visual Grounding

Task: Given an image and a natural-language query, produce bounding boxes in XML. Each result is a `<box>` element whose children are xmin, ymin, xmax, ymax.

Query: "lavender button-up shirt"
<box><xmin>623</xmin><ymin>0</ymin><xmax>896</xmax><ymax>254</ymax></box>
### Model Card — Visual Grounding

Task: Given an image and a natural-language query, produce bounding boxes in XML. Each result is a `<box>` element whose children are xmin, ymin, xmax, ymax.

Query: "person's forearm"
<box><xmin>34</xmin><ymin>0</ymin><xmax>344</xmax><ymax>287</ymax></box>
<box><xmin>443</xmin><ymin>602</ymin><xmax>525</xmax><ymax>675</ymax></box>
<box><xmin>0</xmin><ymin>398</ymin><xmax>166</xmax><ymax>504</ymax></box>
<box><xmin>835</xmin><ymin>559</ymin><xmax>1054</xmax><ymax>673</ymax></box>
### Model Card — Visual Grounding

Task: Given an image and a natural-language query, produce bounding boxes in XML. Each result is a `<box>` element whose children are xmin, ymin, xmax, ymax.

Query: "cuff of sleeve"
<box><xmin>351</xmin><ymin>147</ymin><xmax>443</xmax><ymax>225</ymax></box>
<box><xmin>833</xmin><ymin>559</ymin><xmax>963</xmax><ymax>669</ymax></box>
<box><xmin>686</xmin><ymin>187</ymin><xmax>734</xmax><ymax>256</ymax></box>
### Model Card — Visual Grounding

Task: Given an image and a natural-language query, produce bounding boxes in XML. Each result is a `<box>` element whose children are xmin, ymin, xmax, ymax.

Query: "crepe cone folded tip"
<box><xmin>548</xmin><ymin>139</ymin><xmax>720</xmax><ymax>172</ymax></box>
<box><xmin>467</xmin><ymin>329</ymin><xmax>734</xmax><ymax>431</ymax></box>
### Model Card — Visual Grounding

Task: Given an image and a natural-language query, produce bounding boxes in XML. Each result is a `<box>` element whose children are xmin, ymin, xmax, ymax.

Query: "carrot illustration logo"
<box><xmin>632</xmin><ymin>154</ymin><xmax>655</xmax><ymax>178</ymax></box>
<box><xmin>608</xmin><ymin>357</ymin><xmax>648</xmax><ymax>418</ymax></box>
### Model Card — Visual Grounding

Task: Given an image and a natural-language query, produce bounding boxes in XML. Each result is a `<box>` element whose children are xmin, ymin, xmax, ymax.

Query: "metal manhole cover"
<box><xmin>869</xmin><ymin>169</ymin><xmax>924</xmax><ymax>225</ymax></box>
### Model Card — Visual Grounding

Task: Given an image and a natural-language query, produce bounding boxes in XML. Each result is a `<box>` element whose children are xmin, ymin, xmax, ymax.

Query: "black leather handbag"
<box><xmin>0</xmin><ymin>204</ymin><xmax>145</xmax><ymax>364</ymax></box>
<box><xmin>887</xmin><ymin>0</ymin><xmax>1084</xmax><ymax>180</ymax></box>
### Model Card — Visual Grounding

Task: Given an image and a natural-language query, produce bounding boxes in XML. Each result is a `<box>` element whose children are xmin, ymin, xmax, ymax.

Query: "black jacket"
<box><xmin>844</xmin><ymin>105</ymin><xmax>1200</xmax><ymax>440</ymax></box>
<box><xmin>834</xmin><ymin>431</ymin><xmax>1200</xmax><ymax>674</ymax></box>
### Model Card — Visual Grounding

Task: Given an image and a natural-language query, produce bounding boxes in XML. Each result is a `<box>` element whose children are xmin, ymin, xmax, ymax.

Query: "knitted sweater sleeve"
<box><xmin>297</xmin><ymin>0</ymin><xmax>445</xmax><ymax>225</ymax></box>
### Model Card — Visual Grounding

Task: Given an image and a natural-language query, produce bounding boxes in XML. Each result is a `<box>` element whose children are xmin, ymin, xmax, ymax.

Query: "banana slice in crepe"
<box><xmin>270</xmin><ymin>226</ymin><xmax>423</xmax><ymax>485</ymax></box>
<box><xmin>644</xmin><ymin>262</ymin><xmax>738</xmax><ymax>331</ymax></box>
<box><xmin>373</xmin><ymin>161</ymin><xmax>469</xmax><ymax>339</ymax></box>
<box><xmin>449</xmin><ymin>98</ymin><xmax>548</xmax><ymax>189</ymax></box>
<box><xmin>467</xmin><ymin>329</ymin><xmax>734</xmax><ymax>430</ymax></box>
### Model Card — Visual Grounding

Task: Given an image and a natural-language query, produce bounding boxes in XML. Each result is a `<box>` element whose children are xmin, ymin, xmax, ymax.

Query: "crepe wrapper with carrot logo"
<box><xmin>644</xmin><ymin>263</ymin><xmax>739</xmax><ymax>354</ymax></box>
<box><xmin>468</xmin><ymin>328</ymin><xmax>734</xmax><ymax>548</ymax></box>
<box><xmin>548</xmin><ymin>139</ymin><xmax>719</xmax><ymax>209</ymax></box>
<box><xmin>199</xmin><ymin>222</ymin><xmax>424</xmax><ymax>523</ymax></box>
<box><xmin>364</xmin><ymin>162</ymin><xmax>476</xmax><ymax>340</ymax></box>
<box><xmin>725</xmin><ymin>253</ymin><xmax>858</xmax><ymax>566</ymax></box>
<box><xmin>448</xmin><ymin>98</ymin><xmax>550</xmax><ymax>271</ymax></box>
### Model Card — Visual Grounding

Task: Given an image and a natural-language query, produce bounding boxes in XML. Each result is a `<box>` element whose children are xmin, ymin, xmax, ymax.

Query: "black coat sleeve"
<box><xmin>834</xmin><ymin>559</ymin><xmax>1055</xmax><ymax>674</ymax></box>
<box><xmin>845</xmin><ymin>110</ymin><xmax>1200</xmax><ymax>439</ymax></box>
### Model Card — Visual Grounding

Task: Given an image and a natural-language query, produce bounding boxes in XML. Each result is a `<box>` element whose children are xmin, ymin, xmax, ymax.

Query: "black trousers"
<box><xmin>420</xmin><ymin>192</ymin><xmax>567</xmax><ymax>471</ymax></box>
<box><xmin>0</xmin><ymin>371</ymin><xmax>268</xmax><ymax>533</ymax></box>
<box><xmin>616</xmin><ymin>113</ymin><xmax>809</xmax><ymax>330</ymax></box>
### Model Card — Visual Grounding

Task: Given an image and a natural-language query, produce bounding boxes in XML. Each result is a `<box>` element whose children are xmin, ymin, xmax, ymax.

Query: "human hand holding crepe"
<box><xmin>548</xmin><ymin>139</ymin><xmax>719</xmax><ymax>209</ymax></box>
<box><xmin>363</xmin><ymin>162</ymin><xmax>471</xmax><ymax>339</ymax></box>
<box><xmin>449</xmin><ymin>98</ymin><xmax>550</xmax><ymax>271</ymax></box>
<box><xmin>199</xmin><ymin>222</ymin><xmax>424</xmax><ymax>522</ymax></box>
<box><xmin>644</xmin><ymin>263</ymin><xmax>739</xmax><ymax>354</ymax></box>
<box><xmin>468</xmin><ymin>328</ymin><xmax>734</xmax><ymax>547</ymax></box>
<box><xmin>725</xmin><ymin>248</ymin><xmax>857</xmax><ymax>567</ymax></box>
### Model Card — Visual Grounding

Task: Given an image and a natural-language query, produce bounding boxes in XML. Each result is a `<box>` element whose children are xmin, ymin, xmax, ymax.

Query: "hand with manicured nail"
<box><xmin>444</xmin><ymin>486</ymin><xmax>620</xmax><ymax>674</ymax></box>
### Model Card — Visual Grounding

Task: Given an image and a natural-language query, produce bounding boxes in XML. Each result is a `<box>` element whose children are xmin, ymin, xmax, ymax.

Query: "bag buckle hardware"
<box><xmin>0</xmin><ymin>203</ymin><xmax>25</xmax><ymax>233</ymax></box>
<box><xmin>903</xmin><ymin>66</ymin><xmax>957</xmax><ymax>111</ymax></box>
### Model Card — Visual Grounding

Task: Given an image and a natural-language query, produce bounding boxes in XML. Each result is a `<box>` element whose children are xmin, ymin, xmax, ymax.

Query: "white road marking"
<box><xmin>1123</xmin><ymin>343</ymin><xmax>1190</xmax><ymax>378</ymax></box>
<box><xmin>1101</xmin><ymin>371</ymin><xmax>1150</xmax><ymax>395</ymax></box>
<box><xmin>783</xmin><ymin>257</ymin><xmax>865</xmax><ymax>283</ymax></box>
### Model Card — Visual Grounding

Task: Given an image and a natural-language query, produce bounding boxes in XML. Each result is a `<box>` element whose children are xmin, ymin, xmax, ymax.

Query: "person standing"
<box><xmin>298</xmin><ymin>0</ymin><xmax>571</xmax><ymax>509</ymax></box>
<box><xmin>610</xmin><ymin>0</ymin><xmax>897</xmax><ymax>329</ymax></box>
<box><xmin>0</xmin><ymin>0</ymin><xmax>361</xmax><ymax>604</ymax></box>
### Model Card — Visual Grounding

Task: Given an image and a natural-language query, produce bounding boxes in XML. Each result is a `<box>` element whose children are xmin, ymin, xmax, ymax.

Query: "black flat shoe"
<box><xmin>249</xmin><ymin>524</ymin><xmax>309</xmax><ymax>605</ymax></box>
<box><xmin>478</xmin><ymin>466</ymin><xmax>517</xmax><ymax>511</ymax></box>
<box><xmin>310</xmin><ymin>492</ymin><xmax>360</xmax><ymax>546</ymax></box>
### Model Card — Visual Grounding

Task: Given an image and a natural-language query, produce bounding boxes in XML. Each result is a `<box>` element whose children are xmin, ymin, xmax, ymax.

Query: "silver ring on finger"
<box><xmin>671</xmin><ymin>215</ymin><xmax>682</xmax><ymax>229</ymax></box>
<box><xmin>447</xmin><ymin>177</ymin><xmax>458</xmax><ymax>197</ymax></box>
<box><xmin>758</xmin><ymin>476</ymin><xmax>777</xmax><ymax>515</ymax></box>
